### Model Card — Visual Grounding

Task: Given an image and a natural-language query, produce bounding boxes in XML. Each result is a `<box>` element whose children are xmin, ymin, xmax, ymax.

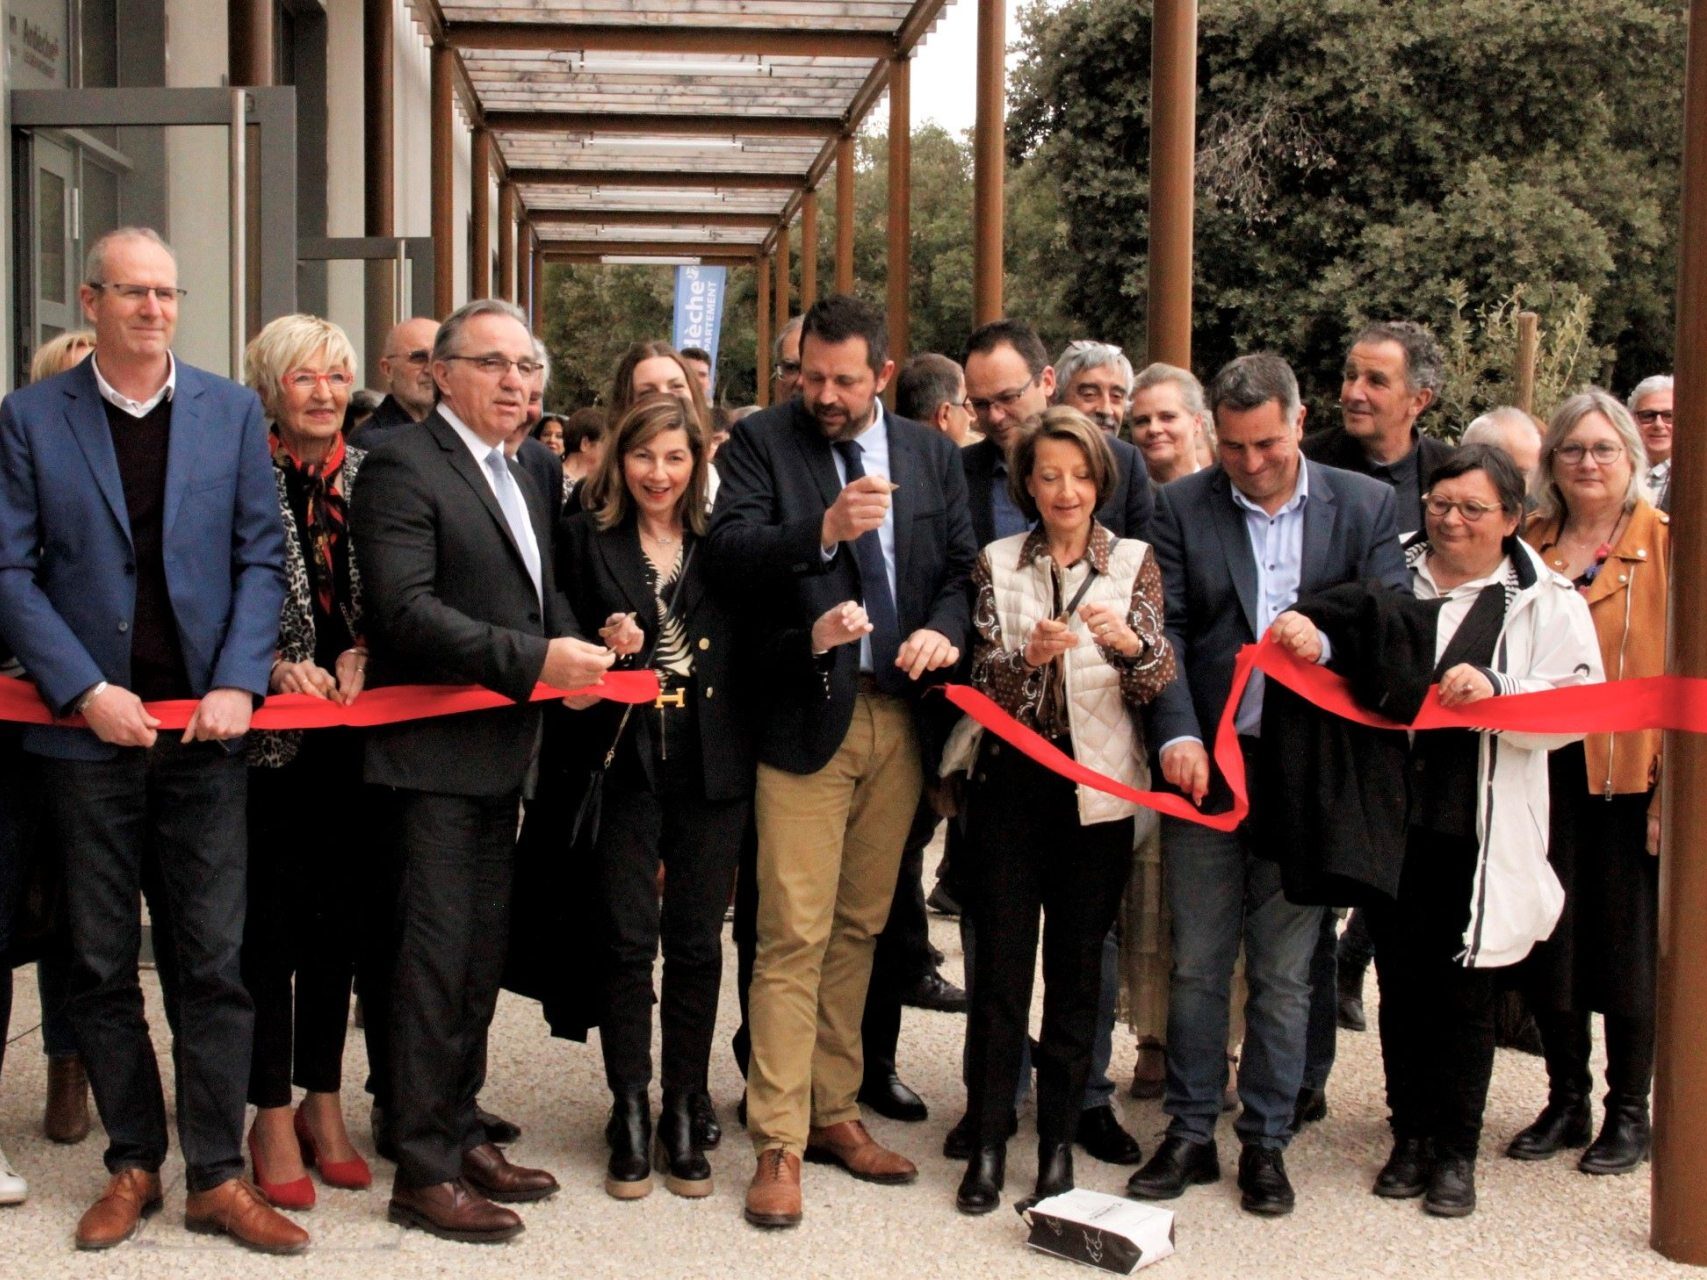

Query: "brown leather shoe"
<box><xmin>461</xmin><ymin>1141</ymin><xmax>558</xmax><ymax>1203</ymax></box>
<box><xmin>805</xmin><ymin>1119</ymin><xmax>918</xmax><ymax>1185</ymax></box>
<box><xmin>44</xmin><ymin>1056</ymin><xmax>92</xmax><ymax>1144</ymax></box>
<box><xmin>184</xmin><ymin>1178</ymin><xmax>309</xmax><ymax>1254</ymax></box>
<box><xmin>75</xmin><ymin>1168</ymin><xmax>163</xmax><ymax>1250</ymax></box>
<box><xmin>744</xmin><ymin>1149</ymin><xmax>802</xmax><ymax>1229</ymax></box>
<box><xmin>388</xmin><ymin>1178</ymin><xmax>524</xmax><ymax>1243</ymax></box>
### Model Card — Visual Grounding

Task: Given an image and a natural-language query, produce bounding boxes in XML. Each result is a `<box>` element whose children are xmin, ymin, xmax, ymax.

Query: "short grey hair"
<box><xmin>1462</xmin><ymin>405</ymin><xmax>1542</xmax><ymax>452</ymax></box>
<box><xmin>1052</xmin><ymin>341</ymin><xmax>1133</xmax><ymax>401</ymax></box>
<box><xmin>84</xmin><ymin>226</ymin><xmax>175</xmax><ymax>284</ymax></box>
<box><xmin>532</xmin><ymin>337</ymin><xmax>551</xmax><ymax>391</ymax></box>
<box><xmin>896</xmin><ymin>353</ymin><xmax>965</xmax><ymax>422</ymax></box>
<box><xmin>433</xmin><ymin>298</ymin><xmax>530</xmax><ymax>366</ymax></box>
<box><xmin>1534</xmin><ymin>388</ymin><xmax>1649</xmax><ymax>524</ymax></box>
<box><xmin>1351</xmin><ymin>320</ymin><xmax>1443</xmax><ymax>402</ymax></box>
<box><xmin>1133</xmin><ymin>361</ymin><xmax>1209</xmax><ymax>422</ymax></box>
<box><xmin>773</xmin><ymin>314</ymin><xmax>803</xmax><ymax>362</ymax></box>
<box><xmin>1207</xmin><ymin>352</ymin><xmax>1301</xmax><ymax>422</ymax></box>
<box><xmin>1628</xmin><ymin>374</ymin><xmax>1673</xmax><ymax>410</ymax></box>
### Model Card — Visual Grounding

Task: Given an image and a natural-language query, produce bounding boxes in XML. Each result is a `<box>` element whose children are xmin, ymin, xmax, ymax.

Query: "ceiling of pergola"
<box><xmin>416</xmin><ymin>0</ymin><xmax>952</xmax><ymax>264</ymax></box>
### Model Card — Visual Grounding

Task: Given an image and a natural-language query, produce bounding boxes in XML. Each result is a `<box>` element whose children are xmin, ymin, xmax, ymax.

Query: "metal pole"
<box><xmin>972</xmin><ymin>0</ymin><xmax>1005</xmax><ymax>325</ymax></box>
<box><xmin>801</xmin><ymin>191</ymin><xmax>819</xmax><ymax>311</ymax></box>
<box><xmin>471</xmin><ymin>127</ymin><xmax>492</xmax><ymax>299</ymax></box>
<box><xmin>1514</xmin><ymin>311</ymin><xmax>1540</xmax><ymax>416</ymax></box>
<box><xmin>1146</xmin><ymin>0</ymin><xmax>1196</xmax><ymax>368</ymax></box>
<box><xmin>773</xmin><ymin>220</ymin><xmax>790</xmax><ymax>339</ymax></box>
<box><xmin>1654</xmin><ymin>0</ymin><xmax>1707</xmax><ymax>1263</ymax></box>
<box><xmin>228</xmin><ymin>89</ymin><xmax>247</xmax><ymax>379</ymax></box>
<box><xmin>836</xmin><ymin>135</ymin><xmax>855</xmax><ymax>295</ymax></box>
<box><xmin>499</xmin><ymin>181</ymin><xmax>519</xmax><ymax>303</ymax></box>
<box><xmin>430</xmin><ymin>43</ymin><xmax>455</xmax><ymax>318</ymax></box>
<box><xmin>886</xmin><ymin>56</ymin><xmax>911</xmax><ymax>367</ymax></box>
<box><xmin>756</xmin><ymin>257</ymin><xmax>773</xmax><ymax>409</ymax></box>
<box><xmin>393</xmin><ymin>239</ymin><xmax>407</xmax><ymax>327</ymax></box>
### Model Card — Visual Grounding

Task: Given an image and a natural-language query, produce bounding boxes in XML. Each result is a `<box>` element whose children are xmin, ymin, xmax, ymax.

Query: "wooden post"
<box><xmin>773</xmin><ymin>221</ymin><xmax>790</xmax><ymax>341</ymax></box>
<box><xmin>972</xmin><ymin>0</ymin><xmax>1005</xmax><ymax>325</ymax></box>
<box><xmin>1514</xmin><ymin>310</ymin><xmax>1540</xmax><ymax>415</ymax></box>
<box><xmin>836</xmin><ymin>135</ymin><xmax>855</xmax><ymax>295</ymax></box>
<box><xmin>886</xmin><ymin>56</ymin><xmax>911</xmax><ymax>367</ymax></box>
<box><xmin>228</xmin><ymin>0</ymin><xmax>271</xmax><ymax>87</ymax></box>
<box><xmin>1654</xmin><ymin>0</ymin><xmax>1707</xmax><ymax>1264</ymax></box>
<box><xmin>801</xmin><ymin>191</ymin><xmax>820</xmax><ymax>310</ymax></box>
<box><xmin>363</xmin><ymin>0</ymin><xmax>395</xmax><ymax>370</ymax></box>
<box><xmin>756</xmin><ymin>257</ymin><xmax>773</xmax><ymax>409</ymax></box>
<box><xmin>471</xmin><ymin>128</ymin><xmax>492</xmax><ymax>299</ymax></box>
<box><xmin>430</xmin><ymin>43</ymin><xmax>455</xmax><ymax>318</ymax></box>
<box><xmin>498</xmin><ymin>182</ymin><xmax>519</xmax><ymax>303</ymax></box>
<box><xmin>531</xmin><ymin>230</ymin><xmax>546</xmax><ymax>332</ymax></box>
<box><xmin>1146</xmin><ymin>0</ymin><xmax>1196</xmax><ymax>368</ymax></box>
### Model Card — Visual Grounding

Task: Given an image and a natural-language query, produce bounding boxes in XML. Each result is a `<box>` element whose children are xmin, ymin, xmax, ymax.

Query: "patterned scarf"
<box><xmin>272</xmin><ymin>430</ymin><xmax>349</xmax><ymax>617</ymax></box>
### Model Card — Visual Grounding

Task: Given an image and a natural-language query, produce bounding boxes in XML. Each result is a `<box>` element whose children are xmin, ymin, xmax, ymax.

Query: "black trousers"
<box><xmin>596</xmin><ymin>751</ymin><xmax>746</xmax><ymax>1095</ymax></box>
<box><xmin>241</xmin><ymin>733</ymin><xmax>363</xmax><ymax>1109</ymax></box>
<box><xmin>1535</xmin><ymin>1009</ymin><xmax>1655</xmax><ymax>1109</ymax></box>
<box><xmin>860</xmin><ymin>792</ymin><xmax>940</xmax><ymax>1079</ymax></box>
<box><xmin>387</xmin><ymin>787</ymin><xmax>519</xmax><ymax>1188</ymax></box>
<box><xmin>964</xmin><ymin>742</ymin><xmax>1132</xmax><ymax>1147</ymax></box>
<box><xmin>1301</xmin><ymin>908</ymin><xmax>1340</xmax><ymax>1091</ymax></box>
<box><xmin>44</xmin><ymin>735</ymin><xmax>251</xmax><ymax>1192</ymax></box>
<box><xmin>1367</xmin><ymin>828</ymin><xmax>1497</xmax><ymax>1160</ymax></box>
<box><xmin>358</xmin><ymin>784</ymin><xmax>400</xmax><ymax>1113</ymax></box>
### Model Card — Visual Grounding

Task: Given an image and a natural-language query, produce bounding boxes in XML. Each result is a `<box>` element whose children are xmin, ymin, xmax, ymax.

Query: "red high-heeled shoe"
<box><xmin>295</xmin><ymin>1104</ymin><xmax>373</xmax><ymax>1190</ymax></box>
<box><xmin>248</xmin><ymin>1124</ymin><xmax>316</xmax><ymax>1209</ymax></box>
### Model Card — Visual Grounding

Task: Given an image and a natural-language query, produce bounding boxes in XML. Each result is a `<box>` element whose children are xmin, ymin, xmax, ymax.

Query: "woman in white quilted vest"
<box><xmin>955</xmin><ymin>407</ymin><xmax>1175</xmax><ymax>1216</ymax></box>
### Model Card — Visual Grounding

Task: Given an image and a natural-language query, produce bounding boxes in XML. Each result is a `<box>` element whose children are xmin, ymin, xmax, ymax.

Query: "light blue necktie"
<box><xmin>484</xmin><ymin>446</ymin><xmax>543</xmax><ymax>604</ymax></box>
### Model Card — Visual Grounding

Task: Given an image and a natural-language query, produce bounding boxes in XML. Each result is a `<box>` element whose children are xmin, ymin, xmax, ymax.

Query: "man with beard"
<box><xmin>1053</xmin><ymin>340</ymin><xmax>1134</xmax><ymax>436</ymax></box>
<box><xmin>709</xmin><ymin>295</ymin><xmax>976</xmax><ymax>1229</ymax></box>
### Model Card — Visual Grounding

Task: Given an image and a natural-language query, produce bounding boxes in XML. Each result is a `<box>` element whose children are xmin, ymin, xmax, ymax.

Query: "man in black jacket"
<box><xmin>708</xmin><ymin>295</ymin><xmax>976</xmax><ymax>1229</ymax></box>
<box><xmin>353</xmin><ymin>299</ymin><xmax>615</xmax><ymax>1243</ymax></box>
<box><xmin>349</xmin><ymin>316</ymin><xmax>439</xmax><ymax>451</ymax></box>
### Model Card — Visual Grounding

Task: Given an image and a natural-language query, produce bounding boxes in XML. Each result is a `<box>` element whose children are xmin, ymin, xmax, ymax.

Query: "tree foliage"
<box><xmin>1008</xmin><ymin>0</ymin><xmax>1686</xmax><ymax>425</ymax></box>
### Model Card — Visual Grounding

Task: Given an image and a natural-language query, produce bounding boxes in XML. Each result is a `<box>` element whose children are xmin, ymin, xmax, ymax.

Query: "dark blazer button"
<box><xmin>117</xmin><ymin>620</ymin><xmax>129</xmax><ymax>632</ymax></box>
<box><xmin>527</xmin><ymin>611</ymin><xmax>540</xmax><ymax>623</ymax></box>
<box><xmin>989</xmin><ymin>742</ymin><xmax>1000</xmax><ymax>755</ymax></box>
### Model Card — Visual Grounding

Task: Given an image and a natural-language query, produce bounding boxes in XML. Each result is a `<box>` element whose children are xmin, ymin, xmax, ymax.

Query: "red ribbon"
<box><xmin>943</xmin><ymin>638</ymin><xmax>1700</xmax><ymax>832</ymax></box>
<box><xmin>0</xmin><ymin>670</ymin><xmax>660</xmax><ymax>733</ymax></box>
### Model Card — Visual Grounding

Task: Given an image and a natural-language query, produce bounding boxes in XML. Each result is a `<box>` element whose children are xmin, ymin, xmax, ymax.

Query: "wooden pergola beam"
<box><xmin>486</xmin><ymin>111</ymin><xmax>840</xmax><ymax>138</ymax></box>
<box><xmin>531</xmin><ymin>209</ymin><xmax>777</xmax><ymax>229</ymax></box>
<box><xmin>542</xmin><ymin>252</ymin><xmax>755</xmax><ymax>266</ymax></box>
<box><xmin>507</xmin><ymin>168</ymin><xmax>805</xmax><ymax>190</ymax></box>
<box><xmin>539</xmin><ymin>238</ymin><xmax>767</xmax><ymax>256</ymax></box>
<box><xmin>446</xmin><ymin>22</ymin><xmax>894</xmax><ymax>60</ymax></box>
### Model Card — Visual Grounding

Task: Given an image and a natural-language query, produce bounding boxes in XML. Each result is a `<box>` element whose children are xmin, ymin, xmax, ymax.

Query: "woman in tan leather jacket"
<box><xmin>1510</xmin><ymin>389</ymin><xmax>1669</xmax><ymax>1177</ymax></box>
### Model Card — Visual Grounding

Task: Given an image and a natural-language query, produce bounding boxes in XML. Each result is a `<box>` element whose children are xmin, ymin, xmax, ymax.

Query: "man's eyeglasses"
<box><xmin>773</xmin><ymin>360</ymin><xmax>801</xmax><ymax>380</ymax></box>
<box><xmin>1554</xmin><ymin>441</ymin><xmax>1625</xmax><ymax>466</ymax></box>
<box><xmin>443</xmin><ymin>354</ymin><xmax>544</xmax><ymax>378</ymax></box>
<box><xmin>88</xmin><ymin>282</ymin><xmax>187</xmax><ymax>303</ymax></box>
<box><xmin>284</xmin><ymin>370</ymin><xmax>356</xmax><ymax>391</ymax></box>
<box><xmin>1635</xmin><ymin>409</ymin><xmax>1674</xmax><ymax>426</ymax></box>
<box><xmin>968</xmin><ymin>375</ymin><xmax>1038</xmax><ymax>416</ymax></box>
<box><xmin>386</xmin><ymin>347</ymin><xmax>432</xmax><ymax>367</ymax></box>
<box><xmin>1422</xmin><ymin>494</ymin><xmax>1503</xmax><ymax>522</ymax></box>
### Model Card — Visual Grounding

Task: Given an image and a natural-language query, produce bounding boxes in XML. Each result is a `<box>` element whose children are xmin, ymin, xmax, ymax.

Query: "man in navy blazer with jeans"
<box><xmin>1127</xmin><ymin>353</ymin><xmax>1407</xmax><ymax>1217</ymax></box>
<box><xmin>0</xmin><ymin>228</ymin><xmax>297</xmax><ymax>1253</ymax></box>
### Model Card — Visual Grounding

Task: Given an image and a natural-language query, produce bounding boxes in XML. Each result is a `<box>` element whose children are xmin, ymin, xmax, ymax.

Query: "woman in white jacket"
<box><xmin>1271</xmin><ymin>444</ymin><xmax>1602</xmax><ymax>1220</ymax></box>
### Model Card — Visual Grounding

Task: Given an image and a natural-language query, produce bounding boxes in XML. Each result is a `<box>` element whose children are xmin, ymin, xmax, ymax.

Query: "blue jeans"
<box><xmin>1161</xmin><ymin>814</ymin><xmax>1323</xmax><ymax>1149</ymax></box>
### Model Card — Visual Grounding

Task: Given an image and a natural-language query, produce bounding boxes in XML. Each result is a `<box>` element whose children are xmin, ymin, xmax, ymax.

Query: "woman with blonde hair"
<box><xmin>239</xmin><ymin>314</ymin><xmax>373</xmax><ymax>1206</ymax></box>
<box><xmin>28</xmin><ymin>329</ymin><xmax>96</xmax><ymax>385</ymax></box>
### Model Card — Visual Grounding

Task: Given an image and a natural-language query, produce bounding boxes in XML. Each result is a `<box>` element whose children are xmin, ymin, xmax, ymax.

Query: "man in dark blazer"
<box><xmin>1126</xmin><ymin>353</ymin><xmax>1408</xmax><ymax>1217</ymax></box>
<box><xmin>0</xmin><ymin>228</ymin><xmax>302</xmax><ymax>1253</ymax></box>
<box><xmin>1303</xmin><ymin>319</ymin><xmax>1454</xmax><ymax>539</ymax></box>
<box><xmin>509</xmin><ymin>341</ymin><xmax>566</xmax><ymax>512</ymax></box>
<box><xmin>353</xmin><ymin>298</ymin><xmax>616</xmax><ymax>1244</ymax></box>
<box><xmin>708</xmin><ymin>295</ymin><xmax>976</xmax><ymax>1229</ymax></box>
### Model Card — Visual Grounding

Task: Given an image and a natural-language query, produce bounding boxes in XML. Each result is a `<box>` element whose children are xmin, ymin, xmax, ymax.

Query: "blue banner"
<box><xmin>671</xmin><ymin>266</ymin><xmax>728</xmax><ymax>394</ymax></box>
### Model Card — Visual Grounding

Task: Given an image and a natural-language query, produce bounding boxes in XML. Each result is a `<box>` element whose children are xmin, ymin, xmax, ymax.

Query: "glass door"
<box><xmin>27</xmin><ymin>131</ymin><xmax>77</xmax><ymax>347</ymax></box>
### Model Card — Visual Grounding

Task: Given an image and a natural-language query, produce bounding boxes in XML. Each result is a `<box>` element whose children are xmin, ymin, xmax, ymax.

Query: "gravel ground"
<box><xmin>0</xmin><ymin>840</ymin><xmax>1693</xmax><ymax>1279</ymax></box>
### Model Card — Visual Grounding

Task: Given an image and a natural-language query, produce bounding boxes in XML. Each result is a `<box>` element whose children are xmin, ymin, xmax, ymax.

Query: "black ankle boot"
<box><xmin>1579</xmin><ymin>1099</ymin><xmax>1650</xmax><ymax>1175</ymax></box>
<box><xmin>1017</xmin><ymin>1141</ymin><xmax>1073</xmax><ymax>1213</ymax></box>
<box><xmin>654</xmin><ymin>1090</ymin><xmax>713</xmax><ymax>1197</ymax></box>
<box><xmin>604</xmin><ymin>1090</ymin><xmax>653</xmax><ymax>1198</ymax></box>
<box><xmin>687</xmin><ymin>1090</ymin><xmax>721</xmax><ymax>1151</ymax></box>
<box><xmin>956</xmin><ymin>1144</ymin><xmax>1006</xmax><ymax>1215</ymax></box>
<box><xmin>1506</xmin><ymin>1097</ymin><xmax>1591</xmax><ymax>1161</ymax></box>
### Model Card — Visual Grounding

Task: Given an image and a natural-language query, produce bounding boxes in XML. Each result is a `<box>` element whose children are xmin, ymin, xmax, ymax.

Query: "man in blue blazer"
<box><xmin>1127</xmin><ymin>353</ymin><xmax>1407</xmax><ymax>1217</ymax></box>
<box><xmin>0</xmin><ymin>228</ymin><xmax>297</xmax><ymax>1252</ymax></box>
<box><xmin>709</xmin><ymin>295</ymin><xmax>976</xmax><ymax>1229</ymax></box>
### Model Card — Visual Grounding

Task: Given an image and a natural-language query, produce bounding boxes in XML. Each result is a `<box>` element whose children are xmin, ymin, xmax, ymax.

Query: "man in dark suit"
<box><xmin>348</xmin><ymin>316</ymin><xmax>439</xmax><ymax>451</ymax></box>
<box><xmin>1127</xmin><ymin>353</ymin><xmax>1408</xmax><ymax>1216</ymax></box>
<box><xmin>353</xmin><ymin>298</ymin><xmax>616</xmax><ymax>1243</ymax></box>
<box><xmin>508</xmin><ymin>339</ymin><xmax>566</xmax><ymax>513</ymax></box>
<box><xmin>949</xmin><ymin>319</ymin><xmax>1152</xmax><ymax>1167</ymax></box>
<box><xmin>0</xmin><ymin>227</ymin><xmax>303</xmax><ymax>1253</ymax></box>
<box><xmin>708</xmin><ymin>295</ymin><xmax>976</xmax><ymax>1229</ymax></box>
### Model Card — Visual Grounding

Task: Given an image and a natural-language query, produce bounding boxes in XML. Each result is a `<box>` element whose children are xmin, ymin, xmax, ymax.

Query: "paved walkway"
<box><xmin>0</xmin><ymin>859</ymin><xmax>1691</xmax><ymax>1279</ymax></box>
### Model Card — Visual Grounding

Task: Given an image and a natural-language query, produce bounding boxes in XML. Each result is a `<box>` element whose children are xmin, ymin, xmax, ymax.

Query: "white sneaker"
<box><xmin>0</xmin><ymin>1140</ymin><xmax>26</xmax><ymax>1204</ymax></box>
